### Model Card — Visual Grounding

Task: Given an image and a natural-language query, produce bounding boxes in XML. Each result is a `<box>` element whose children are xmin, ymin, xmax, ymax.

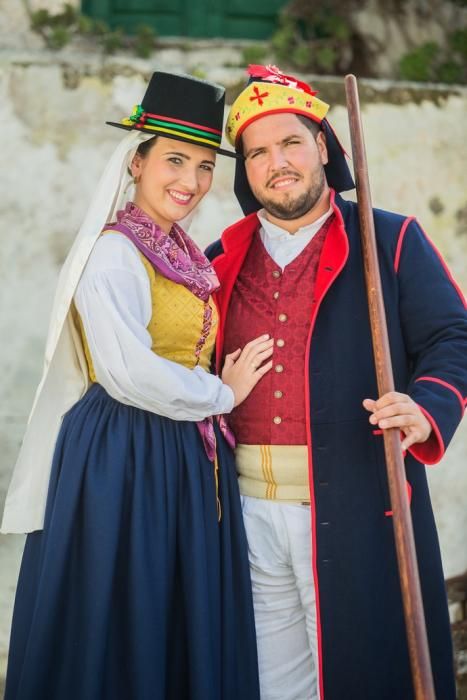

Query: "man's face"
<box><xmin>242</xmin><ymin>113</ymin><xmax>329</xmax><ymax>220</ymax></box>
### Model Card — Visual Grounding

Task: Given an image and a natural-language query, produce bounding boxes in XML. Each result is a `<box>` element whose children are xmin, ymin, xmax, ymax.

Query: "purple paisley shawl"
<box><xmin>113</xmin><ymin>202</ymin><xmax>219</xmax><ymax>301</ymax></box>
<box><xmin>105</xmin><ymin>202</ymin><xmax>235</xmax><ymax>459</ymax></box>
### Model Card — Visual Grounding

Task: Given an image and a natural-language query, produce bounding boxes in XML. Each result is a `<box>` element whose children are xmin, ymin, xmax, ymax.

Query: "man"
<box><xmin>207</xmin><ymin>65</ymin><xmax>467</xmax><ymax>700</ymax></box>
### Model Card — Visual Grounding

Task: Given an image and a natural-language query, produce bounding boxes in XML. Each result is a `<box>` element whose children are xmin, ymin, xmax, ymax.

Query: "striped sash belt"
<box><xmin>235</xmin><ymin>444</ymin><xmax>310</xmax><ymax>502</ymax></box>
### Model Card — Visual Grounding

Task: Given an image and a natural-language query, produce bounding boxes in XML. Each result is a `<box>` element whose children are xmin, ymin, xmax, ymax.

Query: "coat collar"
<box><xmin>217</xmin><ymin>189</ymin><xmax>350</xmax><ymax>259</ymax></box>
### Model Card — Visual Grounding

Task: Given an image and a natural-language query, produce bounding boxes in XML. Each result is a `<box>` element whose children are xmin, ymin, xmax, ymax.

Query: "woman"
<box><xmin>2</xmin><ymin>72</ymin><xmax>272</xmax><ymax>699</ymax></box>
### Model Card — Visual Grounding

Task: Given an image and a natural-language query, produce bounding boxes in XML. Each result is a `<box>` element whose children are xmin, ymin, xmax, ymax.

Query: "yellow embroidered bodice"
<box><xmin>138</xmin><ymin>254</ymin><xmax>218</xmax><ymax>370</ymax></box>
<box><xmin>79</xmin><ymin>247</ymin><xmax>218</xmax><ymax>382</ymax></box>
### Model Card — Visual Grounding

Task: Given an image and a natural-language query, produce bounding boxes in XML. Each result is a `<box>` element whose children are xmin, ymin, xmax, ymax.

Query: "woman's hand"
<box><xmin>222</xmin><ymin>334</ymin><xmax>274</xmax><ymax>407</ymax></box>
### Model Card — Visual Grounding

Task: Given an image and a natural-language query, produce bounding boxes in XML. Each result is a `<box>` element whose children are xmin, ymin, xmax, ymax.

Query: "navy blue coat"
<box><xmin>207</xmin><ymin>190</ymin><xmax>467</xmax><ymax>700</ymax></box>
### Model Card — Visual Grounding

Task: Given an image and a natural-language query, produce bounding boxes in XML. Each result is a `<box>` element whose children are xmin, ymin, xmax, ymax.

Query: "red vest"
<box><xmin>223</xmin><ymin>218</ymin><xmax>332</xmax><ymax>444</ymax></box>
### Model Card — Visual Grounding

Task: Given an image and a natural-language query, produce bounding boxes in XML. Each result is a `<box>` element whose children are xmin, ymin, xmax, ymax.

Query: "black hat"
<box><xmin>107</xmin><ymin>71</ymin><xmax>236</xmax><ymax>157</ymax></box>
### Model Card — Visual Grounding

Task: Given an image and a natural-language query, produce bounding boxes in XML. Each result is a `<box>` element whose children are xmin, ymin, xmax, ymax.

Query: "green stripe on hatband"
<box><xmin>130</xmin><ymin>116</ymin><xmax>221</xmax><ymax>143</ymax></box>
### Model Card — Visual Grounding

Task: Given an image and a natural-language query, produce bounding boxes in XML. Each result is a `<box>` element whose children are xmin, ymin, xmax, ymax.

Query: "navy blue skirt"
<box><xmin>5</xmin><ymin>384</ymin><xmax>260</xmax><ymax>700</ymax></box>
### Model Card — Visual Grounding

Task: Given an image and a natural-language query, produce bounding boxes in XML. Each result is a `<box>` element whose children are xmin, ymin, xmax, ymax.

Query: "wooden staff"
<box><xmin>344</xmin><ymin>74</ymin><xmax>436</xmax><ymax>700</ymax></box>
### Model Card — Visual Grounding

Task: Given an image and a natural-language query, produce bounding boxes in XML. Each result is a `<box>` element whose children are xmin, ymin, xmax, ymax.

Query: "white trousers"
<box><xmin>241</xmin><ymin>497</ymin><xmax>319</xmax><ymax>700</ymax></box>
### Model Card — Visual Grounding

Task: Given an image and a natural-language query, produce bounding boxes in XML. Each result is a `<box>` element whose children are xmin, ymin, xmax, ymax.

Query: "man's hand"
<box><xmin>363</xmin><ymin>392</ymin><xmax>432</xmax><ymax>452</ymax></box>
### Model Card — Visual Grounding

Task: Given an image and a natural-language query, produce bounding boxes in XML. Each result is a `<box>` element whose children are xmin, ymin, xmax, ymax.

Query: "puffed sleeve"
<box><xmin>74</xmin><ymin>233</ymin><xmax>234</xmax><ymax>421</ymax></box>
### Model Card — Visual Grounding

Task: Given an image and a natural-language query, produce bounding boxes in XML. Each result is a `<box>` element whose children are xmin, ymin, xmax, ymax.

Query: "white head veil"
<box><xmin>43</xmin><ymin>130</ymin><xmax>154</xmax><ymax>365</ymax></box>
<box><xmin>2</xmin><ymin>131</ymin><xmax>155</xmax><ymax>533</ymax></box>
<box><xmin>3</xmin><ymin>73</ymin><xmax>230</xmax><ymax>532</ymax></box>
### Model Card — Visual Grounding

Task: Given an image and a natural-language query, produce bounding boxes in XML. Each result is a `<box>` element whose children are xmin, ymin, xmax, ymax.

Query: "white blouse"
<box><xmin>74</xmin><ymin>233</ymin><xmax>234</xmax><ymax>421</ymax></box>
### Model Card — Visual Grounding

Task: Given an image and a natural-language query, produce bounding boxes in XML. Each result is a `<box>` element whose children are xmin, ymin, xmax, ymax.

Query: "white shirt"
<box><xmin>74</xmin><ymin>233</ymin><xmax>235</xmax><ymax>421</ymax></box>
<box><xmin>258</xmin><ymin>207</ymin><xmax>333</xmax><ymax>270</ymax></box>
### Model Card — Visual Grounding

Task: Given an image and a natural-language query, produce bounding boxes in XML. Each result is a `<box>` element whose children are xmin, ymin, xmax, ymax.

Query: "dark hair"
<box><xmin>295</xmin><ymin>114</ymin><xmax>322</xmax><ymax>138</ymax></box>
<box><xmin>136</xmin><ymin>136</ymin><xmax>158</xmax><ymax>157</ymax></box>
<box><xmin>127</xmin><ymin>136</ymin><xmax>158</xmax><ymax>175</ymax></box>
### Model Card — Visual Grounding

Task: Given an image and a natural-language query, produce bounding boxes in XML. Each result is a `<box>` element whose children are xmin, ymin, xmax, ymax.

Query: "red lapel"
<box><xmin>213</xmin><ymin>212</ymin><xmax>259</xmax><ymax>369</ymax></box>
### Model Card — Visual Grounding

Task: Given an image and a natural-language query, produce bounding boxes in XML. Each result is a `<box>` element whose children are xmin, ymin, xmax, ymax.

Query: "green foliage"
<box><xmin>30</xmin><ymin>9</ymin><xmax>51</xmax><ymax>31</ymax></box>
<box><xmin>291</xmin><ymin>44</ymin><xmax>312</xmax><ymax>69</ymax></box>
<box><xmin>47</xmin><ymin>26</ymin><xmax>71</xmax><ymax>50</ymax></box>
<box><xmin>271</xmin><ymin>18</ymin><xmax>296</xmax><ymax>63</ymax></box>
<box><xmin>241</xmin><ymin>45</ymin><xmax>269</xmax><ymax>66</ymax></box>
<box><xmin>60</xmin><ymin>3</ymin><xmax>78</xmax><ymax>26</ymax></box>
<box><xmin>315</xmin><ymin>45</ymin><xmax>337</xmax><ymax>72</ymax></box>
<box><xmin>190</xmin><ymin>66</ymin><xmax>207</xmax><ymax>80</ymax></box>
<box><xmin>270</xmin><ymin>4</ymin><xmax>352</xmax><ymax>75</ymax></box>
<box><xmin>399</xmin><ymin>42</ymin><xmax>439</xmax><ymax>81</ymax></box>
<box><xmin>102</xmin><ymin>29</ymin><xmax>124</xmax><ymax>55</ymax></box>
<box><xmin>449</xmin><ymin>29</ymin><xmax>467</xmax><ymax>59</ymax></box>
<box><xmin>436</xmin><ymin>60</ymin><xmax>463</xmax><ymax>83</ymax></box>
<box><xmin>311</xmin><ymin>11</ymin><xmax>350</xmax><ymax>42</ymax></box>
<box><xmin>90</xmin><ymin>20</ymin><xmax>111</xmax><ymax>37</ymax></box>
<box><xmin>76</xmin><ymin>14</ymin><xmax>95</xmax><ymax>35</ymax></box>
<box><xmin>270</xmin><ymin>0</ymin><xmax>466</xmax><ymax>84</ymax></box>
<box><xmin>399</xmin><ymin>35</ymin><xmax>466</xmax><ymax>84</ymax></box>
<box><xmin>28</xmin><ymin>6</ymin><xmax>157</xmax><ymax>58</ymax></box>
<box><xmin>134</xmin><ymin>25</ymin><xmax>157</xmax><ymax>58</ymax></box>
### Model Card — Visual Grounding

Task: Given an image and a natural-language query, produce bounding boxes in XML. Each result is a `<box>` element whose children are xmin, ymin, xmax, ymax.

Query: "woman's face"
<box><xmin>131</xmin><ymin>136</ymin><xmax>216</xmax><ymax>232</ymax></box>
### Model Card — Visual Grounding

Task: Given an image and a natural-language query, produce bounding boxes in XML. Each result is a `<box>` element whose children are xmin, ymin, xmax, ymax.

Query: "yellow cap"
<box><xmin>225</xmin><ymin>66</ymin><xmax>329</xmax><ymax>147</ymax></box>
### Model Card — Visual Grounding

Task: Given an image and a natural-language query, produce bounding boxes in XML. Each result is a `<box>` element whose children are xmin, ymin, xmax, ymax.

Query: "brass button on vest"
<box><xmin>274</xmin><ymin>390</ymin><xmax>283</xmax><ymax>398</ymax></box>
<box><xmin>278</xmin><ymin>313</ymin><xmax>288</xmax><ymax>322</ymax></box>
<box><xmin>273</xmin><ymin>416</ymin><xmax>282</xmax><ymax>425</ymax></box>
<box><xmin>276</xmin><ymin>338</ymin><xmax>285</xmax><ymax>347</ymax></box>
<box><xmin>273</xmin><ymin>291</ymin><xmax>280</xmax><ymax>300</ymax></box>
<box><xmin>275</xmin><ymin>364</ymin><xmax>284</xmax><ymax>373</ymax></box>
<box><xmin>272</xmin><ymin>270</ymin><xmax>281</xmax><ymax>279</ymax></box>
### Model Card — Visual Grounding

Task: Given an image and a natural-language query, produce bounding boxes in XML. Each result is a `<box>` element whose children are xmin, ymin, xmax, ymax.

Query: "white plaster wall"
<box><xmin>0</xmin><ymin>49</ymin><xmax>466</xmax><ymax>687</ymax></box>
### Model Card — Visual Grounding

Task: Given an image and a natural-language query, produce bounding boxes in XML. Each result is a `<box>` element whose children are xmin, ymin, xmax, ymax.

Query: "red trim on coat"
<box><xmin>385</xmin><ymin>481</ymin><xmax>412</xmax><ymax>516</ymax></box>
<box><xmin>415</xmin><ymin>376</ymin><xmax>465</xmax><ymax>415</ymax></box>
<box><xmin>408</xmin><ymin>404</ymin><xmax>445</xmax><ymax>465</ymax></box>
<box><xmin>393</xmin><ymin>217</ymin><xmax>415</xmax><ymax>273</ymax></box>
<box><xmin>304</xmin><ymin>188</ymin><xmax>349</xmax><ymax>700</ymax></box>
<box><xmin>212</xmin><ymin>212</ymin><xmax>260</xmax><ymax>371</ymax></box>
<box><xmin>412</xmin><ymin>220</ymin><xmax>466</xmax><ymax>309</ymax></box>
<box><xmin>373</xmin><ymin>428</ymin><xmax>407</xmax><ymax>454</ymax></box>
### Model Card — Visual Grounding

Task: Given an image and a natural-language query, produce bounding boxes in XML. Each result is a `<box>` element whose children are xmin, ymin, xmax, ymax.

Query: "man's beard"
<box><xmin>256</xmin><ymin>167</ymin><xmax>326</xmax><ymax>221</ymax></box>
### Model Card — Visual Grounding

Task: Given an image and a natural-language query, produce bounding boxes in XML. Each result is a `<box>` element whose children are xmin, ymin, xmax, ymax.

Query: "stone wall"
<box><xmin>0</xmin><ymin>10</ymin><xmax>466</xmax><ymax>691</ymax></box>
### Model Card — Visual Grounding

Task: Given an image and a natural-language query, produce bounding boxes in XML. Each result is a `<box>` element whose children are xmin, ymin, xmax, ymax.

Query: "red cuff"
<box><xmin>408</xmin><ymin>405</ymin><xmax>445</xmax><ymax>465</ymax></box>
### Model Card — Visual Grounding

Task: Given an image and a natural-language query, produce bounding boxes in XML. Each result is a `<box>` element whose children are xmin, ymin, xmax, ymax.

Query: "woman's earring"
<box><xmin>133</xmin><ymin>174</ymin><xmax>141</xmax><ymax>185</ymax></box>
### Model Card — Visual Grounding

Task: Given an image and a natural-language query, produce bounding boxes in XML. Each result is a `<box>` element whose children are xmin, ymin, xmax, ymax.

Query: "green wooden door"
<box><xmin>82</xmin><ymin>0</ymin><xmax>288</xmax><ymax>39</ymax></box>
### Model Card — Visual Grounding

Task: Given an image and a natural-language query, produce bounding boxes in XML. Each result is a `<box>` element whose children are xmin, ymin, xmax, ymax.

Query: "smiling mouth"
<box><xmin>167</xmin><ymin>189</ymin><xmax>194</xmax><ymax>205</ymax></box>
<box><xmin>269</xmin><ymin>177</ymin><xmax>300</xmax><ymax>190</ymax></box>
